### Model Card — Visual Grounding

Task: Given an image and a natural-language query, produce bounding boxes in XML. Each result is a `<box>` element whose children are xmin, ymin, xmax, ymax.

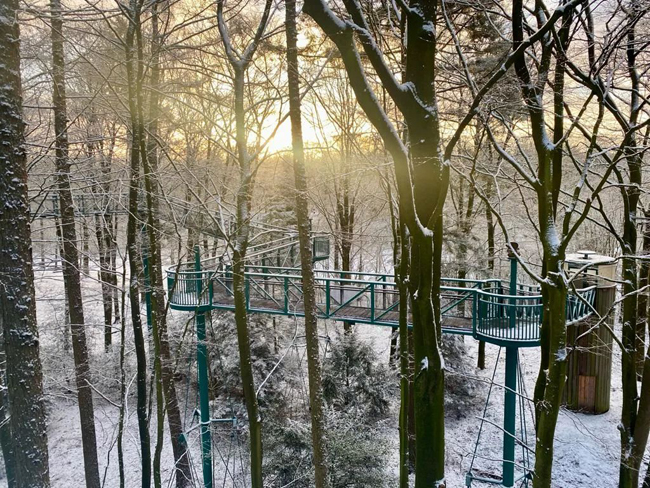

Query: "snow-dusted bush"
<box><xmin>262</xmin><ymin>330</ymin><xmax>397</xmax><ymax>486</ymax></box>
<box><xmin>263</xmin><ymin>410</ymin><xmax>395</xmax><ymax>488</ymax></box>
<box><xmin>322</xmin><ymin>331</ymin><xmax>394</xmax><ymax>420</ymax></box>
<box><xmin>441</xmin><ymin>335</ymin><xmax>485</xmax><ymax>418</ymax></box>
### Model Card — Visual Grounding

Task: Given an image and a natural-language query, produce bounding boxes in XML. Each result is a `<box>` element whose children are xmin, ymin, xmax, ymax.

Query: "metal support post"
<box><xmin>194</xmin><ymin>246</ymin><xmax>213</xmax><ymax>488</ymax></box>
<box><xmin>503</xmin><ymin>346</ymin><xmax>518</xmax><ymax>487</ymax></box>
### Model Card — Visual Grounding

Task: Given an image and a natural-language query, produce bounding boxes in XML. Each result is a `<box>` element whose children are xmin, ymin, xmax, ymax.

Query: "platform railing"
<box><xmin>167</xmin><ymin>268</ymin><xmax>481</xmax><ymax>329</ymax></box>
<box><xmin>474</xmin><ymin>291</ymin><xmax>543</xmax><ymax>345</ymax></box>
<box><xmin>472</xmin><ymin>285</ymin><xmax>598</xmax><ymax>345</ymax></box>
<box><xmin>167</xmin><ymin>269</ymin><xmax>214</xmax><ymax>309</ymax></box>
<box><xmin>166</xmin><ymin>267</ymin><xmax>599</xmax><ymax>345</ymax></box>
<box><xmin>566</xmin><ymin>285</ymin><xmax>597</xmax><ymax>324</ymax></box>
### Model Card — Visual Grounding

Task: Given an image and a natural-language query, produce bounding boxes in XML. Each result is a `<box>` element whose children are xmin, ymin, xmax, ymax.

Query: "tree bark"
<box><xmin>231</xmin><ymin>67</ymin><xmax>263</xmax><ymax>486</ymax></box>
<box><xmin>303</xmin><ymin>2</ymin><xmax>448</xmax><ymax>485</ymax></box>
<box><xmin>618</xmin><ymin>2</ymin><xmax>645</xmax><ymax>485</ymax></box>
<box><xmin>124</xmin><ymin>1</ymin><xmax>152</xmax><ymax>484</ymax></box>
<box><xmin>0</xmin><ymin>339</ymin><xmax>16</xmax><ymax>488</ymax></box>
<box><xmin>142</xmin><ymin>3</ymin><xmax>192</xmax><ymax>484</ymax></box>
<box><xmin>215</xmin><ymin>2</ymin><xmax>273</xmax><ymax>483</ymax></box>
<box><xmin>94</xmin><ymin>211</ymin><xmax>114</xmax><ymax>351</ymax></box>
<box><xmin>50</xmin><ymin>2</ymin><xmax>101</xmax><ymax>486</ymax></box>
<box><xmin>397</xmin><ymin>221</ymin><xmax>411</xmax><ymax>487</ymax></box>
<box><xmin>0</xmin><ymin>5</ymin><xmax>50</xmax><ymax>480</ymax></box>
<box><xmin>285</xmin><ymin>2</ymin><xmax>331</xmax><ymax>485</ymax></box>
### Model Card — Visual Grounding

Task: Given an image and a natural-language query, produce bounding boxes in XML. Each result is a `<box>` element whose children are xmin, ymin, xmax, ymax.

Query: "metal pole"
<box><xmin>503</xmin><ymin>242</ymin><xmax>519</xmax><ymax>487</ymax></box>
<box><xmin>503</xmin><ymin>346</ymin><xmax>517</xmax><ymax>487</ymax></box>
<box><xmin>194</xmin><ymin>246</ymin><xmax>213</xmax><ymax>488</ymax></box>
<box><xmin>509</xmin><ymin>243</ymin><xmax>518</xmax><ymax>330</ymax></box>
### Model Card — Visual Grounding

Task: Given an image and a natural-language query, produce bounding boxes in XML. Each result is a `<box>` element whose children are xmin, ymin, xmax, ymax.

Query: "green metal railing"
<box><xmin>166</xmin><ymin>266</ymin><xmax>598</xmax><ymax>347</ymax></box>
<box><xmin>474</xmin><ymin>291</ymin><xmax>543</xmax><ymax>346</ymax></box>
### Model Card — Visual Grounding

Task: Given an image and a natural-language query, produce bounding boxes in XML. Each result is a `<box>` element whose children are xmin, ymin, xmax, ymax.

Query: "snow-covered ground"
<box><xmin>0</xmin><ymin>267</ymin><xmax>629</xmax><ymax>487</ymax></box>
<box><xmin>358</xmin><ymin>323</ymin><xmax>624</xmax><ymax>487</ymax></box>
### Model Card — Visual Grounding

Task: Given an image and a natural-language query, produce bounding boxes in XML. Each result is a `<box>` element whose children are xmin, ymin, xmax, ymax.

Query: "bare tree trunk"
<box><xmin>509</xmin><ymin>0</ymin><xmax>575</xmax><ymax>483</ymax></box>
<box><xmin>117</xmin><ymin>271</ymin><xmax>127</xmax><ymax>488</ymax></box>
<box><xmin>285</xmin><ymin>2</ymin><xmax>331</xmax><ymax>485</ymax></box>
<box><xmin>50</xmin><ymin>3</ymin><xmax>101</xmax><ymax>486</ymax></box>
<box><xmin>397</xmin><ymin>220</ymin><xmax>411</xmax><ymax>488</ymax></box>
<box><xmin>0</xmin><ymin>6</ymin><xmax>51</xmax><ymax>472</ymax></box>
<box><xmin>231</xmin><ymin>67</ymin><xmax>263</xmax><ymax>486</ymax></box>
<box><xmin>303</xmin><ymin>2</ymin><xmax>448</xmax><ymax>484</ymax></box>
<box><xmin>124</xmin><ymin>1</ymin><xmax>152</xmax><ymax>484</ymax></box>
<box><xmin>82</xmin><ymin>219</ymin><xmax>90</xmax><ymax>275</ymax></box>
<box><xmin>143</xmin><ymin>3</ymin><xmax>192</xmax><ymax>484</ymax></box>
<box><xmin>95</xmin><ymin>215</ymin><xmax>113</xmax><ymax>351</ymax></box>
<box><xmin>618</xmin><ymin>3</ymin><xmax>646</xmax><ymax>485</ymax></box>
<box><xmin>216</xmin><ymin>2</ymin><xmax>273</xmax><ymax>484</ymax></box>
<box><xmin>479</xmin><ymin>178</ymin><xmax>496</xmax><ymax>370</ymax></box>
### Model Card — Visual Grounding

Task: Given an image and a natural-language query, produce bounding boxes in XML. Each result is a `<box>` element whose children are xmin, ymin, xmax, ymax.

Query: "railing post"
<box><xmin>167</xmin><ymin>273</ymin><xmax>172</xmax><ymax>301</ymax></box>
<box><xmin>370</xmin><ymin>282</ymin><xmax>375</xmax><ymax>322</ymax></box>
<box><xmin>196</xmin><ymin>311</ymin><xmax>213</xmax><ymax>488</ymax></box>
<box><xmin>326</xmin><ymin>279</ymin><xmax>330</xmax><ymax>317</ymax></box>
<box><xmin>195</xmin><ymin>246</ymin><xmax>202</xmax><ymax>304</ymax></box>
<box><xmin>472</xmin><ymin>288</ymin><xmax>478</xmax><ymax>338</ymax></box>
<box><xmin>508</xmin><ymin>243</ymin><xmax>519</xmax><ymax>330</ymax></box>
<box><xmin>193</xmin><ymin>245</ymin><xmax>212</xmax><ymax>487</ymax></box>
<box><xmin>284</xmin><ymin>276</ymin><xmax>289</xmax><ymax>313</ymax></box>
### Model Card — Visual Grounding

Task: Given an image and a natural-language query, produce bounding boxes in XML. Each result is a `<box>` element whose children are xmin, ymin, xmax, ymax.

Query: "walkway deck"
<box><xmin>167</xmin><ymin>265</ymin><xmax>597</xmax><ymax>348</ymax></box>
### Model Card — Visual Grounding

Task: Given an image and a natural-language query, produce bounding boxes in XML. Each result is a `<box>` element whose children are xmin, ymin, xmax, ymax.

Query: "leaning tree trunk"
<box><xmin>0</xmin><ymin>4</ymin><xmax>51</xmax><ymax>484</ymax></box>
<box><xmin>50</xmin><ymin>2</ymin><xmax>101</xmax><ymax>486</ymax></box>
<box><xmin>285</xmin><ymin>2</ymin><xmax>331</xmax><ymax>485</ymax></box>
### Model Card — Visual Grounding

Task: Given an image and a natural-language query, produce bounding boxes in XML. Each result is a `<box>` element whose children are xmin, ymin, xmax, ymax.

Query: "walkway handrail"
<box><xmin>166</xmin><ymin>265</ymin><xmax>600</xmax><ymax>348</ymax></box>
<box><xmin>471</xmin><ymin>285</ymin><xmax>598</xmax><ymax>346</ymax></box>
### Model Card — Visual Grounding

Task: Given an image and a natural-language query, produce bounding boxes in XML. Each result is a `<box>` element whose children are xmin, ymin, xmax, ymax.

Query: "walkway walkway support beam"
<box><xmin>503</xmin><ymin>347</ymin><xmax>517</xmax><ymax>487</ymax></box>
<box><xmin>503</xmin><ymin>243</ymin><xmax>519</xmax><ymax>487</ymax></box>
<box><xmin>195</xmin><ymin>246</ymin><xmax>213</xmax><ymax>488</ymax></box>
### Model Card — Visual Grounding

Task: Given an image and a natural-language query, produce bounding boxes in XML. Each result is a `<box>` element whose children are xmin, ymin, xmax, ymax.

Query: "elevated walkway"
<box><xmin>166</xmin><ymin>264</ymin><xmax>596</xmax><ymax>348</ymax></box>
<box><xmin>165</xmin><ymin>248</ymin><xmax>602</xmax><ymax>488</ymax></box>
